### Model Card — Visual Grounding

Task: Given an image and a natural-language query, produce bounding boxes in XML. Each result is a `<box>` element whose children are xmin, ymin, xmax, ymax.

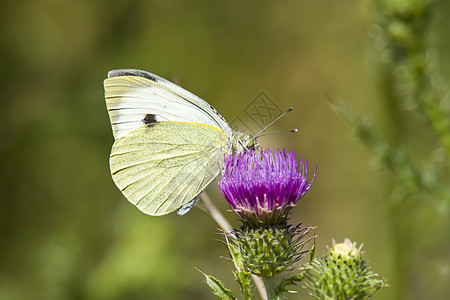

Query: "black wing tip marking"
<box><xmin>142</xmin><ymin>114</ymin><xmax>158</xmax><ymax>126</ymax></box>
<box><xmin>108</xmin><ymin>69</ymin><xmax>157</xmax><ymax>82</ymax></box>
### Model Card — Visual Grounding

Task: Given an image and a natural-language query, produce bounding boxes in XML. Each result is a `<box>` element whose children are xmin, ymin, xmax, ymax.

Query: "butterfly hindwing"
<box><xmin>110</xmin><ymin>121</ymin><xmax>228</xmax><ymax>216</ymax></box>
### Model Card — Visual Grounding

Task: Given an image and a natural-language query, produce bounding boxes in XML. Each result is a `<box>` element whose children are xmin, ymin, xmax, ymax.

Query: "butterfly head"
<box><xmin>232</xmin><ymin>131</ymin><xmax>259</xmax><ymax>154</ymax></box>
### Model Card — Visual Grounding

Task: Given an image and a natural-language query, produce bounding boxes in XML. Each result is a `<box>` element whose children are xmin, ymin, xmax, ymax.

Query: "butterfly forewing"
<box><xmin>110</xmin><ymin>121</ymin><xmax>228</xmax><ymax>216</ymax></box>
<box><xmin>104</xmin><ymin>69</ymin><xmax>233</xmax><ymax>140</ymax></box>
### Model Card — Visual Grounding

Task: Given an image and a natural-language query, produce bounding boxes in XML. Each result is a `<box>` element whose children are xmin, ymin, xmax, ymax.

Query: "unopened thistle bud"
<box><xmin>302</xmin><ymin>238</ymin><xmax>387</xmax><ymax>299</ymax></box>
<box><xmin>232</xmin><ymin>225</ymin><xmax>312</xmax><ymax>277</ymax></box>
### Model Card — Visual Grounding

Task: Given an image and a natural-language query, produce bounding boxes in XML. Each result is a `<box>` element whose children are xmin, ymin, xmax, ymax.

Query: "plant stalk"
<box><xmin>262</xmin><ymin>276</ymin><xmax>277</xmax><ymax>300</ymax></box>
<box><xmin>198</xmin><ymin>193</ymin><xmax>268</xmax><ymax>300</ymax></box>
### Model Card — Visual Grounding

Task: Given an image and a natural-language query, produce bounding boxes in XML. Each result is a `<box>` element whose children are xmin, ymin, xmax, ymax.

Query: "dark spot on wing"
<box><xmin>143</xmin><ymin>114</ymin><xmax>158</xmax><ymax>126</ymax></box>
<box><xmin>108</xmin><ymin>69</ymin><xmax>157</xmax><ymax>82</ymax></box>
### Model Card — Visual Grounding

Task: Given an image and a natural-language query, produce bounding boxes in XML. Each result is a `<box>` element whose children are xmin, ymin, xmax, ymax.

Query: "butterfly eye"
<box><xmin>235</xmin><ymin>135</ymin><xmax>258</xmax><ymax>153</ymax></box>
<box><xmin>245</xmin><ymin>137</ymin><xmax>258</xmax><ymax>150</ymax></box>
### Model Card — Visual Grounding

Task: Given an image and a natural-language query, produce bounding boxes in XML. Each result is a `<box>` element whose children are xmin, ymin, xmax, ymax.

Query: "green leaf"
<box><xmin>226</xmin><ymin>236</ymin><xmax>244</xmax><ymax>271</ymax></box>
<box><xmin>233</xmin><ymin>271</ymin><xmax>252</xmax><ymax>300</ymax></box>
<box><xmin>198</xmin><ymin>269</ymin><xmax>236</xmax><ymax>300</ymax></box>
<box><xmin>309</xmin><ymin>238</ymin><xmax>316</xmax><ymax>262</ymax></box>
<box><xmin>275</xmin><ymin>273</ymin><xmax>305</xmax><ymax>297</ymax></box>
<box><xmin>226</xmin><ymin>236</ymin><xmax>252</xmax><ymax>300</ymax></box>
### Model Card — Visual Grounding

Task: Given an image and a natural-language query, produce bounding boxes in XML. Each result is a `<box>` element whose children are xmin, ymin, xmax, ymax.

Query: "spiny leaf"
<box><xmin>197</xmin><ymin>269</ymin><xmax>236</xmax><ymax>300</ymax></box>
<box><xmin>309</xmin><ymin>237</ymin><xmax>316</xmax><ymax>262</ymax></box>
<box><xmin>226</xmin><ymin>235</ymin><xmax>244</xmax><ymax>271</ymax></box>
<box><xmin>275</xmin><ymin>273</ymin><xmax>306</xmax><ymax>297</ymax></box>
<box><xmin>233</xmin><ymin>271</ymin><xmax>252</xmax><ymax>300</ymax></box>
<box><xmin>226</xmin><ymin>236</ymin><xmax>252</xmax><ymax>299</ymax></box>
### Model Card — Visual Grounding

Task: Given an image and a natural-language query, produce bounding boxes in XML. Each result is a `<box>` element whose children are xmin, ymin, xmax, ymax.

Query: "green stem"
<box><xmin>198</xmin><ymin>193</ymin><xmax>267</xmax><ymax>300</ymax></box>
<box><xmin>262</xmin><ymin>276</ymin><xmax>277</xmax><ymax>300</ymax></box>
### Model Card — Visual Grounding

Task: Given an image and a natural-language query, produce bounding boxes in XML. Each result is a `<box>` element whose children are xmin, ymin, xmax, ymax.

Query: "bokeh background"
<box><xmin>1</xmin><ymin>1</ymin><xmax>449</xmax><ymax>299</ymax></box>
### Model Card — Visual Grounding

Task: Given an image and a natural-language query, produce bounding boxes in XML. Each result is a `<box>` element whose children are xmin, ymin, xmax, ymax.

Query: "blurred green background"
<box><xmin>1</xmin><ymin>0</ymin><xmax>449</xmax><ymax>299</ymax></box>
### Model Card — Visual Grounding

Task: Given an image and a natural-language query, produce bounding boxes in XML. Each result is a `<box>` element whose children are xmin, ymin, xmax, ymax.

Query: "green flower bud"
<box><xmin>331</xmin><ymin>238</ymin><xmax>362</xmax><ymax>260</ymax></box>
<box><xmin>231</xmin><ymin>224</ymin><xmax>312</xmax><ymax>278</ymax></box>
<box><xmin>302</xmin><ymin>239</ymin><xmax>387</xmax><ymax>299</ymax></box>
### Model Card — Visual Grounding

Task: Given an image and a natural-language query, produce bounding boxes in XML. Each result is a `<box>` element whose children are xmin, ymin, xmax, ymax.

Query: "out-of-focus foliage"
<box><xmin>0</xmin><ymin>0</ymin><xmax>448</xmax><ymax>299</ymax></box>
<box><xmin>332</xmin><ymin>0</ymin><xmax>450</xmax><ymax>299</ymax></box>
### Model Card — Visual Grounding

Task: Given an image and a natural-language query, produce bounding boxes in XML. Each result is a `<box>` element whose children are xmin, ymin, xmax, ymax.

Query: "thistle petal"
<box><xmin>219</xmin><ymin>149</ymin><xmax>316</xmax><ymax>226</ymax></box>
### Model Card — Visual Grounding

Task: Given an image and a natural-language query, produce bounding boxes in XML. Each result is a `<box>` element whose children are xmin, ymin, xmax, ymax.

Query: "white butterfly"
<box><xmin>104</xmin><ymin>69</ymin><xmax>255</xmax><ymax>216</ymax></box>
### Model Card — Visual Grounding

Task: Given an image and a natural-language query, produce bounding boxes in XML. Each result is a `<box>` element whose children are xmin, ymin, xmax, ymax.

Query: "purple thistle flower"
<box><xmin>219</xmin><ymin>148</ymin><xmax>316</xmax><ymax>226</ymax></box>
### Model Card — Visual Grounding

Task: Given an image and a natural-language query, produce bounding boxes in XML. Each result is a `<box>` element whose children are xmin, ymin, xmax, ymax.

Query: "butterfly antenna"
<box><xmin>254</xmin><ymin>107</ymin><xmax>294</xmax><ymax>138</ymax></box>
<box><xmin>256</xmin><ymin>128</ymin><xmax>298</xmax><ymax>138</ymax></box>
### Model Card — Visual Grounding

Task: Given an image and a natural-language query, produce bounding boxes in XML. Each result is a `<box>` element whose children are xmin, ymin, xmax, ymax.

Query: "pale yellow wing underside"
<box><xmin>110</xmin><ymin>121</ymin><xmax>228</xmax><ymax>216</ymax></box>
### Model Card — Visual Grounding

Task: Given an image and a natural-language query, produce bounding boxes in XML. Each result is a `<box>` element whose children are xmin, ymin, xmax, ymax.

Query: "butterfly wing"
<box><xmin>104</xmin><ymin>69</ymin><xmax>233</xmax><ymax>140</ymax></box>
<box><xmin>110</xmin><ymin>121</ymin><xmax>228</xmax><ymax>216</ymax></box>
